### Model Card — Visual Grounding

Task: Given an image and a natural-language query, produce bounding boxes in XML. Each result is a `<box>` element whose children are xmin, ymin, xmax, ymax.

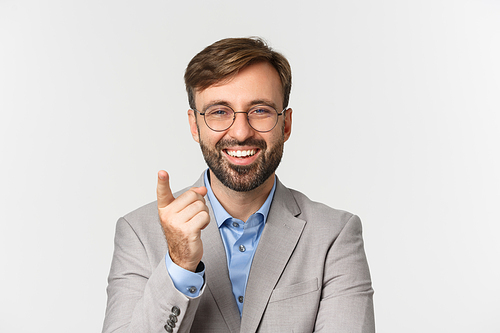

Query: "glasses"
<box><xmin>193</xmin><ymin>104</ymin><xmax>287</xmax><ymax>132</ymax></box>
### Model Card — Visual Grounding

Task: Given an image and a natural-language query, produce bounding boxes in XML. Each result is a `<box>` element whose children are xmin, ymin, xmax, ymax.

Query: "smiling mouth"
<box><xmin>224</xmin><ymin>149</ymin><xmax>258</xmax><ymax>158</ymax></box>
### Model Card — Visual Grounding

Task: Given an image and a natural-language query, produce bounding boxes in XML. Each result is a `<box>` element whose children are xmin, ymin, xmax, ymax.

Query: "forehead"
<box><xmin>195</xmin><ymin>62</ymin><xmax>283</xmax><ymax>110</ymax></box>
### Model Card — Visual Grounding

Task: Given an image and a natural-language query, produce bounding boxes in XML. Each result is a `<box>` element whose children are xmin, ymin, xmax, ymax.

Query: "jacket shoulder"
<box><xmin>122</xmin><ymin>201</ymin><xmax>158</xmax><ymax>225</ymax></box>
<box><xmin>287</xmin><ymin>188</ymin><xmax>357</xmax><ymax>229</ymax></box>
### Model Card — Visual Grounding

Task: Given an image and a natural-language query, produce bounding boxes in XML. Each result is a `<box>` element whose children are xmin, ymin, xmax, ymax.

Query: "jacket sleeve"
<box><xmin>314</xmin><ymin>214</ymin><xmax>375</xmax><ymax>333</ymax></box>
<box><xmin>102</xmin><ymin>217</ymin><xmax>204</xmax><ymax>333</ymax></box>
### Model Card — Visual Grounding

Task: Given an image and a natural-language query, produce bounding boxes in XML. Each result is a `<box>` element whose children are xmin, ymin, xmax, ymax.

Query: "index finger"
<box><xmin>157</xmin><ymin>170</ymin><xmax>175</xmax><ymax>208</ymax></box>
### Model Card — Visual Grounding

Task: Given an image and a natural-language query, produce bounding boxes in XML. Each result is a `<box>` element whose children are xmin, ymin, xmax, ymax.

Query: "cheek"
<box><xmin>264</xmin><ymin>131</ymin><xmax>283</xmax><ymax>148</ymax></box>
<box><xmin>199</xmin><ymin>129</ymin><xmax>226</xmax><ymax>146</ymax></box>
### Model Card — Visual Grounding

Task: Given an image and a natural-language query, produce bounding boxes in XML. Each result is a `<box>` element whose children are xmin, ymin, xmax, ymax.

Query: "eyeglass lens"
<box><xmin>204</xmin><ymin>105</ymin><xmax>278</xmax><ymax>132</ymax></box>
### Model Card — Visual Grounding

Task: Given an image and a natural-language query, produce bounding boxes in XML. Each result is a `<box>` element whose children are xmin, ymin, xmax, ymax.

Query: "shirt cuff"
<box><xmin>165</xmin><ymin>253</ymin><xmax>205</xmax><ymax>297</ymax></box>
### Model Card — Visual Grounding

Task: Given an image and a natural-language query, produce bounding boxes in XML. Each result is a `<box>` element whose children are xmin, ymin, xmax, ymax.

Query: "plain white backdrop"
<box><xmin>1</xmin><ymin>0</ymin><xmax>499</xmax><ymax>332</ymax></box>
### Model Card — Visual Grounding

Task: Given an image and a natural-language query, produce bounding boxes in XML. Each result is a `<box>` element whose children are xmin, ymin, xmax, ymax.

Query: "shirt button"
<box><xmin>238</xmin><ymin>296</ymin><xmax>244</xmax><ymax>303</ymax></box>
<box><xmin>239</xmin><ymin>244</ymin><xmax>246</xmax><ymax>252</ymax></box>
<box><xmin>232</xmin><ymin>222</ymin><xmax>239</xmax><ymax>228</ymax></box>
<box><xmin>188</xmin><ymin>286</ymin><xmax>197</xmax><ymax>294</ymax></box>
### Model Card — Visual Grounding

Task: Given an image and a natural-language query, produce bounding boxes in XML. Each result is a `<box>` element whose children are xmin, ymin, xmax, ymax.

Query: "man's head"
<box><xmin>185</xmin><ymin>37</ymin><xmax>292</xmax><ymax>192</ymax></box>
<box><xmin>184</xmin><ymin>37</ymin><xmax>292</xmax><ymax>111</ymax></box>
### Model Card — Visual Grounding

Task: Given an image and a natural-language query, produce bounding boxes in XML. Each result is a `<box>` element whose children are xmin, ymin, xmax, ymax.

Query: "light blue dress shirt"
<box><xmin>165</xmin><ymin>169</ymin><xmax>276</xmax><ymax>315</ymax></box>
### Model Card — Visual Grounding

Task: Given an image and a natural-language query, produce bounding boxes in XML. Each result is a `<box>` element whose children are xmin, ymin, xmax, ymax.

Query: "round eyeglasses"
<box><xmin>193</xmin><ymin>104</ymin><xmax>287</xmax><ymax>132</ymax></box>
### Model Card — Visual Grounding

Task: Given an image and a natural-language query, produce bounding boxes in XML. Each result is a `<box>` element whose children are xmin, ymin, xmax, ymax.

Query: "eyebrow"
<box><xmin>203</xmin><ymin>99</ymin><xmax>278</xmax><ymax>112</ymax></box>
<box><xmin>202</xmin><ymin>100</ymin><xmax>231</xmax><ymax>112</ymax></box>
<box><xmin>249</xmin><ymin>99</ymin><xmax>278</xmax><ymax>109</ymax></box>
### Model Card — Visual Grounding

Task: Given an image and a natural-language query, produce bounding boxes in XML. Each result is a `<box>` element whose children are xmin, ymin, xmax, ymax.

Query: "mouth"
<box><xmin>225</xmin><ymin>149</ymin><xmax>257</xmax><ymax>158</ymax></box>
<box><xmin>223</xmin><ymin>148</ymin><xmax>260</xmax><ymax>165</ymax></box>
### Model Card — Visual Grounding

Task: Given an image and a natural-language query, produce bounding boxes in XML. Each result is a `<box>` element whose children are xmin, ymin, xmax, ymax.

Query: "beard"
<box><xmin>199</xmin><ymin>133</ymin><xmax>284</xmax><ymax>192</ymax></box>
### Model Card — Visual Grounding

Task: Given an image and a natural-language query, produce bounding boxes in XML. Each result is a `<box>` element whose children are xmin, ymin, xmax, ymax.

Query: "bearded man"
<box><xmin>102</xmin><ymin>37</ymin><xmax>375</xmax><ymax>333</ymax></box>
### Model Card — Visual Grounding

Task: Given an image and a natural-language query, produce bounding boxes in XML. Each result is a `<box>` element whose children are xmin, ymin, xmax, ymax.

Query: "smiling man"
<box><xmin>103</xmin><ymin>37</ymin><xmax>375</xmax><ymax>333</ymax></box>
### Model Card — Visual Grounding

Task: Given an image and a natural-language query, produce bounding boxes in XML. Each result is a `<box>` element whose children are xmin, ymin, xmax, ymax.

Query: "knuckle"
<box><xmin>159</xmin><ymin>212</ymin><xmax>182</xmax><ymax>230</ymax></box>
<box><xmin>197</xmin><ymin>210</ymin><xmax>210</xmax><ymax>221</ymax></box>
<box><xmin>158</xmin><ymin>208</ymin><xmax>173</xmax><ymax>222</ymax></box>
<box><xmin>192</xmin><ymin>200</ymin><xmax>206</xmax><ymax>211</ymax></box>
<box><xmin>186</xmin><ymin>190</ymin><xmax>198</xmax><ymax>200</ymax></box>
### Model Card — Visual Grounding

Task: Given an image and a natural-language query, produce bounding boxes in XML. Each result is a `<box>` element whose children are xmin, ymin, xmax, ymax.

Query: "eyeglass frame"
<box><xmin>192</xmin><ymin>104</ymin><xmax>288</xmax><ymax>133</ymax></box>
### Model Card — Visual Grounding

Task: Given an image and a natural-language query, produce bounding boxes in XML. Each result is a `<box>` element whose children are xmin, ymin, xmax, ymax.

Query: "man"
<box><xmin>103</xmin><ymin>37</ymin><xmax>374</xmax><ymax>333</ymax></box>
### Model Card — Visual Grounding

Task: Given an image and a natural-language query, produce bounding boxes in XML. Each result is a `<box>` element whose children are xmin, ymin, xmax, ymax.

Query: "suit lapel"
<box><xmin>202</xmin><ymin>202</ymin><xmax>241</xmax><ymax>332</ymax></box>
<box><xmin>240</xmin><ymin>179</ymin><xmax>306</xmax><ymax>333</ymax></box>
<box><xmin>194</xmin><ymin>174</ymin><xmax>241</xmax><ymax>333</ymax></box>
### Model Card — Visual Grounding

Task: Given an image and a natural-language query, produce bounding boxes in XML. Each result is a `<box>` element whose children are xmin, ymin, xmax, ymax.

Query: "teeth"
<box><xmin>227</xmin><ymin>149</ymin><xmax>256</xmax><ymax>157</ymax></box>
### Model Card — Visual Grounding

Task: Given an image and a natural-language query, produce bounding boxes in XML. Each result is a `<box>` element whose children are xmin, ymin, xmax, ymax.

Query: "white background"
<box><xmin>1</xmin><ymin>0</ymin><xmax>499</xmax><ymax>332</ymax></box>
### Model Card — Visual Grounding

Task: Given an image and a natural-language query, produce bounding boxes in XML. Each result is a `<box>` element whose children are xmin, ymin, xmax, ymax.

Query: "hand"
<box><xmin>157</xmin><ymin>170</ymin><xmax>210</xmax><ymax>272</ymax></box>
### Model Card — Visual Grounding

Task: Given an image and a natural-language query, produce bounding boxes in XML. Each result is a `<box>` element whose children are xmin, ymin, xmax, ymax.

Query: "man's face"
<box><xmin>188</xmin><ymin>61</ymin><xmax>292</xmax><ymax>192</ymax></box>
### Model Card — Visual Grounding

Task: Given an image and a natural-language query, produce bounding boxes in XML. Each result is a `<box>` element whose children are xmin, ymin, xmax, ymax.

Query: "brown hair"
<box><xmin>184</xmin><ymin>37</ymin><xmax>292</xmax><ymax>110</ymax></box>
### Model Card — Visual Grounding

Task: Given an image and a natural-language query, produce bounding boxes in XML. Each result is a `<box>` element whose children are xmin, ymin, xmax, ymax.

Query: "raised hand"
<box><xmin>157</xmin><ymin>170</ymin><xmax>210</xmax><ymax>272</ymax></box>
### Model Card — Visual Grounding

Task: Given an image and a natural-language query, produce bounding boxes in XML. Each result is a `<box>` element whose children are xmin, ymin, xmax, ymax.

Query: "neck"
<box><xmin>209</xmin><ymin>170</ymin><xmax>275</xmax><ymax>222</ymax></box>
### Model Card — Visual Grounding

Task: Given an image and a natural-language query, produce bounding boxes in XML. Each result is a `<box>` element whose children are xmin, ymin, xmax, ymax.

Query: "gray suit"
<box><xmin>103</xmin><ymin>174</ymin><xmax>375</xmax><ymax>332</ymax></box>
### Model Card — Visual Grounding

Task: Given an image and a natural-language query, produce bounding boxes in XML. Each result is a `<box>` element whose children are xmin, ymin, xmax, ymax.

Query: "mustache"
<box><xmin>215</xmin><ymin>138</ymin><xmax>267</xmax><ymax>151</ymax></box>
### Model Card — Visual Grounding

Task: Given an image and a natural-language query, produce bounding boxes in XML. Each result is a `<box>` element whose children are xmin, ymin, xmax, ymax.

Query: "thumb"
<box><xmin>157</xmin><ymin>170</ymin><xmax>175</xmax><ymax>208</ymax></box>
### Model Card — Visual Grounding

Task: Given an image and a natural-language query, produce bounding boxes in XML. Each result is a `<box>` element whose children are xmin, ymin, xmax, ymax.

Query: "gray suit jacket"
<box><xmin>103</xmin><ymin>174</ymin><xmax>375</xmax><ymax>333</ymax></box>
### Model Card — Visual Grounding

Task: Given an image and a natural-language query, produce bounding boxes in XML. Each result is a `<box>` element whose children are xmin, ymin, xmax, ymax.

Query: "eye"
<box><xmin>249</xmin><ymin>106</ymin><xmax>274</xmax><ymax>117</ymax></box>
<box><xmin>206</xmin><ymin>106</ymin><xmax>232</xmax><ymax>118</ymax></box>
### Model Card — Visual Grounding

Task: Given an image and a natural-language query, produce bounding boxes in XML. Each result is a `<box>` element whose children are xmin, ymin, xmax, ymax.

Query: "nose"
<box><xmin>228</xmin><ymin>112</ymin><xmax>254</xmax><ymax>142</ymax></box>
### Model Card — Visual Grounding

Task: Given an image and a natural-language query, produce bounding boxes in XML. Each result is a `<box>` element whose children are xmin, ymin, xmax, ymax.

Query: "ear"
<box><xmin>188</xmin><ymin>110</ymin><xmax>200</xmax><ymax>143</ymax></box>
<box><xmin>283</xmin><ymin>108</ymin><xmax>292</xmax><ymax>142</ymax></box>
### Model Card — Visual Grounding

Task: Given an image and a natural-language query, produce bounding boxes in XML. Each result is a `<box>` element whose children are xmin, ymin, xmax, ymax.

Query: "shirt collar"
<box><xmin>204</xmin><ymin>169</ymin><xmax>277</xmax><ymax>228</ymax></box>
